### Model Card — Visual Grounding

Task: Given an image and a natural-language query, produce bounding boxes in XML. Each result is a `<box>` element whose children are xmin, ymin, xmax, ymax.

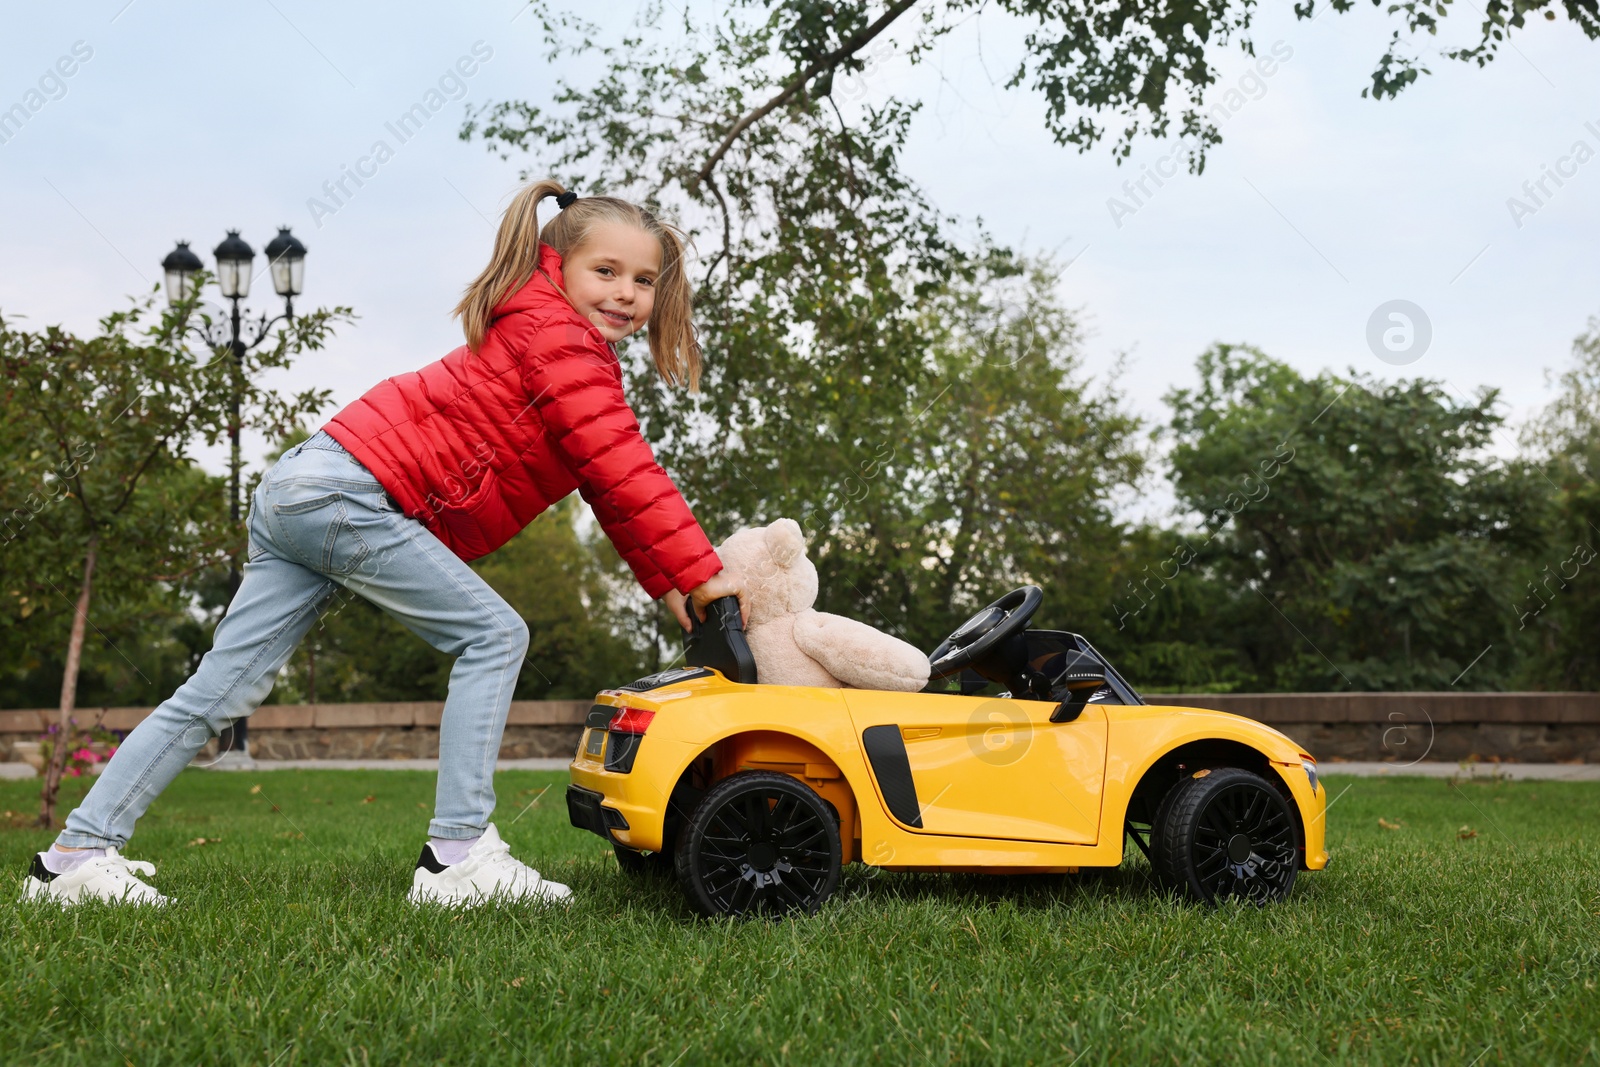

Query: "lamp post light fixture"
<box><xmin>160</xmin><ymin>227</ymin><xmax>309</xmax><ymax>769</ymax></box>
<box><xmin>212</xmin><ymin>229</ymin><xmax>255</xmax><ymax>300</ymax></box>
<box><xmin>264</xmin><ymin>227</ymin><xmax>308</xmax><ymax>300</ymax></box>
<box><xmin>160</xmin><ymin>241</ymin><xmax>204</xmax><ymax>304</ymax></box>
<box><xmin>161</xmin><ymin>226</ymin><xmax>308</xmax><ymax>598</ymax></box>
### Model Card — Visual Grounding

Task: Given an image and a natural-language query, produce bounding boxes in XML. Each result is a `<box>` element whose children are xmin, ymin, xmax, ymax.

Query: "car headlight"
<box><xmin>1301</xmin><ymin>759</ymin><xmax>1319</xmax><ymax>795</ymax></box>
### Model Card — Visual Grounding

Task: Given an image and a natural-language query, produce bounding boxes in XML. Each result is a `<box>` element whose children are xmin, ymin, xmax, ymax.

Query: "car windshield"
<box><xmin>1023</xmin><ymin>630</ymin><xmax>1145</xmax><ymax>706</ymax></box>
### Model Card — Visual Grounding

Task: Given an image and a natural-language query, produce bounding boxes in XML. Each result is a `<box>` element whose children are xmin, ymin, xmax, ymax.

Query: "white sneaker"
<box><xmin>406</xmin><ymin>824</ymin><xmax>572</xmax><ymax>907</ymax></box>
<box><xmin>20</xmin><ymin>849</ymin><xmax>170</xmax><ymax>907</ymax></box>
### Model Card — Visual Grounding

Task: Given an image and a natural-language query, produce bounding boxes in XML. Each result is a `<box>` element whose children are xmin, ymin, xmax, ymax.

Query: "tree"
<box><xmin>466</xmin><ymin>0</ymin><xmax>1598</xmax><ymax>641</ymax></box>
<box><xmin>483</xmin><ymin>1</ymin><xmax>1600</xmax><ymax>195</ymax></box>
<box><xmin>1144</xmin><ymin>345</ymin><xmax>1549</xmax><ymax>691</ymax></box>
<box><xmin>785</xmin><ymin>255</ymin><xmax>1145</xmax><ymax>649</ymax></box>
<box><xmin>465</xmin><ymin>6</ymin><xmax>1151</xmax><ymax>648</ymax></box>
<box><xmin>984</xmin><ymin>0</ymin><xmax>1599</xmax><ymax>158</ymax></box>
<box><xmin>0</xmin><ymin>286</ymin><xmax>347</xmax><ymax>824</ymax></box>
<box><xmin>462</xmin><ymin>1</ymin><xmax>1600</xmax><ymax>690</ymax></box>
<box><xmin>1095</xmin><ymin>525</ymin><xmax>1258</xmax><ymax>693</ymax></box>
<box><xmin>1516</xmin><ymin>318</ymin><xmax>1600</xmax><ymax>688</ymax></box>
<box><xmin>0</xmin><ymin>459</ymin><xmax>234</xmax><ymax>711</ymax></box>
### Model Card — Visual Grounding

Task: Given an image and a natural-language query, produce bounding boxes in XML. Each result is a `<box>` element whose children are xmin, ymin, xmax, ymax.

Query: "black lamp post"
<box><xmin>162</xmin><ymin>228</ymin><xmax>307</xmax><ymax>767</ymax></box>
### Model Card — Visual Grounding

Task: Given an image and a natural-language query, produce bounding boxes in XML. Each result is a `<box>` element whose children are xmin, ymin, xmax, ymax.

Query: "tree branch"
<box><xmin>693</xmin><ymin>0</ymin><xmax>920</xmax><ymax>186</ymax></box>
<box><xmin>107</xmin><ymin>394</ymin><xmax>203</xmax><ymax>517</ymax></box>
<box><xmin>699</xmin><ymin>169</ymin><xmax>735</xmax><ymax>293</ymax></box>
<box><xmin>826</xmin><ymin>93</ymin><xmax>863</xmax><ymax>201</ymax></box>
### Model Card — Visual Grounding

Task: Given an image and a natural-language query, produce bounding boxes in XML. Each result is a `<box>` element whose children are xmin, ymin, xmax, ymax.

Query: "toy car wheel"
<box><xmin>1151</xmin><ymin>767</ymin><xmax>1300</xmax><ymax>905</ymax></box>
<box><xmin>613</xmin><ymin>844</ymin><xmax>674</xmax><ymax>878</ymax></box>
<box><xmin>675</xmin><ymin>771</ymin><xmax>841</xmax><ymax>918</ymax></box>
<box><xmin>1146</xmin><ymin>773</ymin><xmax>1199</xmax><ymax>893</ymax></box>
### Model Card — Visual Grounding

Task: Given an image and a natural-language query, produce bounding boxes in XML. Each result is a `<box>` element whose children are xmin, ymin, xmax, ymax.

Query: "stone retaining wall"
<box><xmin>1157</xmin><ymin>692</ymin><xmax>1600</xmax><ymax>763</ymax></box>
<box><xmin>0</xmin><ymin>701</ymin><xmax>588</xmax><ymax>764</ymax></box>
<box><xmin>3</xmin><ymin>693</ymin><xmax>1597</xmax><ymax>764</ymax></box>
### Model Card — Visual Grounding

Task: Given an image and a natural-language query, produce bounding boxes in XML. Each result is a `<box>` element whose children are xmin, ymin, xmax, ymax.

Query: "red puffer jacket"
<box><xmin>321</xmin><ymin>243</ymin><xmax>722</xmax><ymax>599</ymax></box>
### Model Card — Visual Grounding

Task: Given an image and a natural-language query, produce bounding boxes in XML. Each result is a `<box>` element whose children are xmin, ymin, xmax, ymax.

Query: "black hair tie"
<box><xmin>555</xmin><ymin>190</ymin><xmax>578</xmax><ymax>209</ymax></box>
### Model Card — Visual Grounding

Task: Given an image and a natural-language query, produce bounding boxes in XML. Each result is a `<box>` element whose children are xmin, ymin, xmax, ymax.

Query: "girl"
<box><xmin>23</xmin><ymin>181</ymin><xmax>745</xmax><ymax>907</ymax></box>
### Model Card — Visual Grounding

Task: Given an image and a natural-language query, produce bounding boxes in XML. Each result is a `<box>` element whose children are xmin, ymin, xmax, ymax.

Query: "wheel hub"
<box><xmin>745</xmin><ymin>841</ymin><xmax>778</xmax><ymax>871</ymax></box>
<box><xmin>685</xmin><ymin>774</ymin><xmax>843</xmax><ymax>916</ymax></box>
<box><xmin>1176</xmin><ymin>777</ymin><xmax>1298</xmax><ymax>905</ymax></box>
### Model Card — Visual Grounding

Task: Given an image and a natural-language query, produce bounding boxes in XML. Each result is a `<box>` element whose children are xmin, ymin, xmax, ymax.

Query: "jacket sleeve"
<box><xmin>521</xmin><ymin>338</ymin><xmax>723</xmax><ymax>597</ymax></box>
<box><xmin>579</xmin><ymin>479</ymin><xmax>672</xmax><ymax>599</ymax></box>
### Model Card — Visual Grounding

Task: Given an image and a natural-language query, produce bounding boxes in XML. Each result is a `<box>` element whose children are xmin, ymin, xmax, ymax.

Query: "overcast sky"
<box><xmin>4</xmin><ymin>1</ymin><xmax>1598</xmax><ymax>521</ymax></box>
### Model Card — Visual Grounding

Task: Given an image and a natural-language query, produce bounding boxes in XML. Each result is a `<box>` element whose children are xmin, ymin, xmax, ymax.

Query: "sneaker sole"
<box><xmin>406</xmin><ymin>885</ymin><xmax>572</xmax><ymax>908</ymax></box>
<box><xmin>18</xmin><ymin>876</ymin><xmax>169</xmax><ymax>907</ymax></box>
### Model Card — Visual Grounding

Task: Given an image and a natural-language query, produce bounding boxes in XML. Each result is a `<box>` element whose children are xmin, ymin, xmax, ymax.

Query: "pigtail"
<box><xmin>454</xmin><ymin>179</ymin><xmax>569</xmax><ymax>352</ymax></box>
<box><xmin>644</xmin><ymin>219</ymin><xmax>702</xmax><ymax>392</ymax></box>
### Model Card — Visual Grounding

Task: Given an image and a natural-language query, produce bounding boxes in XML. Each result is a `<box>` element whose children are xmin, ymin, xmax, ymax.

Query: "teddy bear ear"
<box><xmin>766</xmin><ymin>518</ymin><xmax>806</xmax><ymax>566</ymax></box>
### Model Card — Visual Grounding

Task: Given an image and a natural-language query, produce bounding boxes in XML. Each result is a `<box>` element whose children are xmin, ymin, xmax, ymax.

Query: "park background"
<box><xmin>5</xmin><ymin>5</ymin><xmax>1600</xmax><ymax>1064</ymax></box>
<box><xmin>3</xmin><ymin>0</ymin><xmax>1600</xmax><ymax>712</ymax></box>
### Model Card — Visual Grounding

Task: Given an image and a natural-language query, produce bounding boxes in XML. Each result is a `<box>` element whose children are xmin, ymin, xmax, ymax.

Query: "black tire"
<box><xmin>1147</xmin><ymin>774</ymin><xmax>1200</xmax><ymax>892</ymax></box>
<box><xmin>1151</xmin><ymin>767</ymin><xmax>1300</xmax><ymax>905</ymax></box>
<box><xmin>613</xmin><ymin>843</ymin><xmax>674</xmax><ymax>878</ymax></box>
<box><xmin>674</xmin><ymin>771</ymin><xmax>842</xmax><ymax>918</ymax></box>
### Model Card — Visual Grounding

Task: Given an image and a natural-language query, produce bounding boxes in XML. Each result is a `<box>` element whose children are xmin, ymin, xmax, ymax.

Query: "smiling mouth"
<box><xmin>598</xmin><ymin>309</ymin><xmax>631</xmax><ymax>327</ymax></box>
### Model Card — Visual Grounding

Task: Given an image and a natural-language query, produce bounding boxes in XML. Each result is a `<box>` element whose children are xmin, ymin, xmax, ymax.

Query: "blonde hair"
<box><xmin>454</xmin><ymin>179</ymin><xmax>701</xmax><ymax>390</ymax></box>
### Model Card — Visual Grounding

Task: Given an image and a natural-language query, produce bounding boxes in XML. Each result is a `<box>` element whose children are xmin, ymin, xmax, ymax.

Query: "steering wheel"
<box><xmin>927</xmin><ymin>586</ymin><xmax>1043</xmax><ymax>680</ymax></box>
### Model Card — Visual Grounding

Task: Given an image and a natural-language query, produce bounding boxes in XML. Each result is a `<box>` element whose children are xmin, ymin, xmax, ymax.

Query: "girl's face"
<box><xmin>561</xmin><ymin>221</ymin><xmax>661</xmax><ymax>344</ymax></box>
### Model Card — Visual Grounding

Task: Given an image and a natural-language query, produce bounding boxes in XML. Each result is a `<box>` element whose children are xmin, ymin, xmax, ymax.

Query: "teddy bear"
<box><xmin>712</xmin><ymin>518</ymin><xmax>931</xmax><ymax>693</ymax></box>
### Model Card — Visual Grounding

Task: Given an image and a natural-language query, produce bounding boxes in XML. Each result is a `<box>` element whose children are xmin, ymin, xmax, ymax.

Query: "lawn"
<box><xmin>2</xmin><ymin>769</ymin><xmax>1596</xmax><ymax>1066</ymax></box>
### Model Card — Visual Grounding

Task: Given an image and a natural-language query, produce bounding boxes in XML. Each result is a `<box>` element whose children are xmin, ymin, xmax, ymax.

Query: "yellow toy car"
<box><xmin>567</xmin><ymin>587</ymin><xmax>1329</xmax><ymax>917</ymax></box>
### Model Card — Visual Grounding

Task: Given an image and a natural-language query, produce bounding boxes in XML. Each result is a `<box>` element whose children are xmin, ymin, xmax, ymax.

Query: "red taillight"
<box><xmin>607</xmin><ymin>708</ymin><xmax>655</xmax><ymax>735</ymax></box>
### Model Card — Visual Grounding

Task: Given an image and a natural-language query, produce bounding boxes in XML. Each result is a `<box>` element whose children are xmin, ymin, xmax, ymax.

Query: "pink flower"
<box><xmin>66</xmin><ymin>767</ymin><xmax>82</xmax><ymax>777</ymax></box>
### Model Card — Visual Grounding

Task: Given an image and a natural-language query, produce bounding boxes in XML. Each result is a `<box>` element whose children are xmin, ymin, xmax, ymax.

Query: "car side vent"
<box><xmin>861</xmin><ymin>725</ymin><xmax>924</xmax><ymax>829</ymax></box>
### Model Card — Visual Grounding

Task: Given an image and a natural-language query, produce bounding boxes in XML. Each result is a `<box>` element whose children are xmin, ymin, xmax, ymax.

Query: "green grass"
<box><xmin>2</xmin><ymin>770</ymin><xmax>1597</xmax><ymax>1066</ymax></box>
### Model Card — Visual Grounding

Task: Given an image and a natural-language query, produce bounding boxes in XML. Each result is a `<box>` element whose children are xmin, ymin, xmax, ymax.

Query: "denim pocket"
<box><xmin>271</xmin><ymin>491</ymin><xmax>372</xmax><ymax>576</ymax></box>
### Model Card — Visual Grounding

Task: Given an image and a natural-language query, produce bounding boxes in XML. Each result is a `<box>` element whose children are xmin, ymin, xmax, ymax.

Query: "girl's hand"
<box><xmin>689</xmin><ymin>570</ymin><xmax>747</xmax><ymax>628</ymax></box>
<box><xmin>662</xmin><ymin>571</ymin><xmax>746</xmax><ymax>632</ymax></box>
<box><xmin>662</xmin><ymin>589</ymin><xmax>693</xmax><ymax>632</ymax></box>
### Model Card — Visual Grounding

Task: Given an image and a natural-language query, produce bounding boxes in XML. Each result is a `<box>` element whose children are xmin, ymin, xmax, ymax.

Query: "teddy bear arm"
<box><xmin>791</xmin><ymin>612</ymin><xmax>932</xmax><ymax>693</ymax></box>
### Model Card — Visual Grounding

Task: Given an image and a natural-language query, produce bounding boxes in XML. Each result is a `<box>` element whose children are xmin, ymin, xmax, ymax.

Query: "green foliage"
<box><xmin>487</xmin><ymin>0</ymin><xmax>1600</xmax><ymax>182</ymax></box>
<box><xmin>0</xmin><ymin>460</ymin><xmax>234</xmax><ymax>710</ymax></box>
<box><xmin>0</xmin><ymin>287</ymin><xmax>349</xmax><ymax>712</ymax></box>
<box><xmin>457</xmin><ymin>2</ymin><xmax>1600</xmax><ymax>695</ymax></box>
<box><xmin>1331</xmin><ymin>0</ymin><xmax>1600</xmax><ymax>99</ymax></box>
<box><xmin>36</xmin><ymin>715</ymin><xmax>120</xmax><ymax>780</ymax></box>
<box><xmin>654</xmin><ymin>249</ymin><xmax>1147</xmax><ymax>651</ymax></box>
<box><xmin>5</xmin><ymin>1</ymin><xmax>1596</xmax><ymax>711</ymax></box>
<box><xmin>977</xmin><ymin>0</ymin><xmax>1596</xmax><ymax>158</ymax></box>
<box><xmin>466</xmin><ymin>4</ymin><xmax>1148</xmax><ymax>651</ymax></box>
<box><xmin>1515</xmin><ymin>319</ymin><xmax>1600</xmax><ymax>689</ymax></box>
<box><xmin>1138</xmin><ymin>345</ymin><xmax>1551</xmax><ymax>691</ymax></box>
<box><xmin>1097</xmin><ymin>526</ymin><xmax>1256</xmax><ymax>693</ymax></box>
<box><xmin>1</xmin><ymin>289</ymin><xmax>347</xmax><ymax>820</ymax></box>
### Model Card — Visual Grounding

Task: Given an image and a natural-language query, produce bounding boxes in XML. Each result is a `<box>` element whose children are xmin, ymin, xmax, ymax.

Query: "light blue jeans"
<box><xmin>58</xmin><ymin>430</ymin><xmax>530</xmax><ymax>848</ymax></box>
